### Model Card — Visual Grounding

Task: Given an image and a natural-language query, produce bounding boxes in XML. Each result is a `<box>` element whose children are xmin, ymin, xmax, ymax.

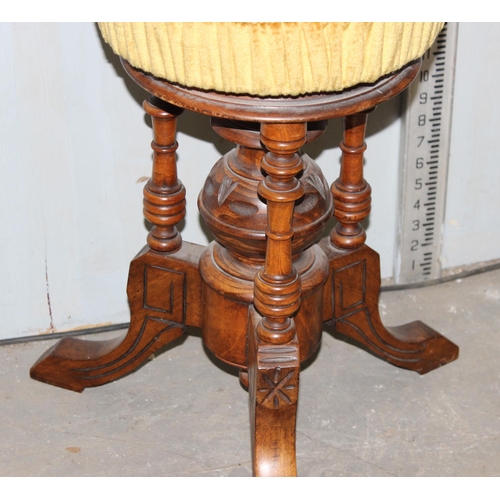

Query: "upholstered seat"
<box><xmin>98</xmin><ymin>22</ymin><xmax>443</xmax><ymax>96</ymax></box>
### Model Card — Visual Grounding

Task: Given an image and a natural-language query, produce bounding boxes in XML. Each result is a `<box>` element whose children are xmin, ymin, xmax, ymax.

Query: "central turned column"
<box><xmin>198</xmin><ymin>119</ymin><xmax>331</xmax><ymax>372</ymax></box>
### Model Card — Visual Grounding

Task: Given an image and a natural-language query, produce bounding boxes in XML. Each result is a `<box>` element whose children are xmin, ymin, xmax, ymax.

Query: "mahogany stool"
<box><xmin>31</xmin><ymin>27</ymin><xmax>459</xmax><ymax>476</ymax></box>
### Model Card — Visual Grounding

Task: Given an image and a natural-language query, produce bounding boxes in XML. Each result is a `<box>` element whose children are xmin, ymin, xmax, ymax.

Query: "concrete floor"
<box><xmin>1</xmin><ymin>269</ymin><xmax>500</xmax><ymax>477</ymax></box>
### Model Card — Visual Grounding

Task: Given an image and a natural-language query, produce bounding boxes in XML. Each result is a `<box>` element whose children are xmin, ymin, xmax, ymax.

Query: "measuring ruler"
<box><xmin>395</xmin><ymin>23</ymin><xmax>459</xmax><ymax>285</ymax></box>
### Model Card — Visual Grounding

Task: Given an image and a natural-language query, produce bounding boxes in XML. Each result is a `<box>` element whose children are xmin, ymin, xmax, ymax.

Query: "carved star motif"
<box><xmin>258</xmin><ymin>367</ymin><xmax>296</xmax><ymax>409</ymax></box>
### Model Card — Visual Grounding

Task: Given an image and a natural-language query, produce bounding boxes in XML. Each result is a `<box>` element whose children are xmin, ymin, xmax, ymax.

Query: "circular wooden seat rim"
<box><xmin>122</xmin><ymin>58</ymin><xmax>421</xmax><ymax>123</ymax></box>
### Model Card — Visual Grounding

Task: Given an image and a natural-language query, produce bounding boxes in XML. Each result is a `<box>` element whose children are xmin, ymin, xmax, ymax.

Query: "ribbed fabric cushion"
<box><xmin>99</xmin><ymin>22</ymin><xmax>443</xmax><ymax>97</ymax></box>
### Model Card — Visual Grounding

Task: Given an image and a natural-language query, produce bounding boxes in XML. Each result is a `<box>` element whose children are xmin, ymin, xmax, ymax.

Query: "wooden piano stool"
<box><xmin>31</xmin><ymin>55</ymin><xmax>458</xmax><ymax>476</ymax></box>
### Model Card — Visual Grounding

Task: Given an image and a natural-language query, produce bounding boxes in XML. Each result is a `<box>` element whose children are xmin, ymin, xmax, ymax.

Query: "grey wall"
<box><xmin>441</xmin><ymin>23</ymin><xmax>500</xmax><ymax>269</ymax></box>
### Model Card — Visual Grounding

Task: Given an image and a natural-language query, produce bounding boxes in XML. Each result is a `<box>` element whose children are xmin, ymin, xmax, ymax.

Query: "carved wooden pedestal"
<box><xmin>31</xmin><ymin>59</ymin><xmax>458</xmax><ymax>476</ymax></box>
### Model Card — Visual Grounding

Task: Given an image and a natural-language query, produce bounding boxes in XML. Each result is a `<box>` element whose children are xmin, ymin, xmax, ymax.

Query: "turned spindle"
<box><xmin>330</xmin><ymin>112</ymin><xmax>372</xmax><ymax>250</ymax></box>
<box><xmin>253</xmin><ymin>123</ymin><xmax>306</xmax><ymax>345</ymax></box>
<box><xmin>143</xmin><ymin>97</ymin><xmax>185</xmax><ymax>253</ymax></box>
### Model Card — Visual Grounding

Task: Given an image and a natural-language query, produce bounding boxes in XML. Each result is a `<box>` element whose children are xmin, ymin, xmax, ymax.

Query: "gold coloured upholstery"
<box><xmin>98</xmin><ymin>22</ymin><xmax>444</xmax><ymax>96</ymax></box>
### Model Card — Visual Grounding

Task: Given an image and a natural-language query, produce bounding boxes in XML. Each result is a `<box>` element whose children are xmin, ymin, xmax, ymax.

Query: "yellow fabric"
<box><xmin>99</xmin><ymin>22</ymin><xmax>444</xmax><ymax>96</ymax></box>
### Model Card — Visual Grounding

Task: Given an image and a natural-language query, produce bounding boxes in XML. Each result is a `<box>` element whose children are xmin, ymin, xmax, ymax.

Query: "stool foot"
<box><xmin>320</xmin><ymin>240</ymin><xmax>459</xmax><ymax>374</ymax></box>
<box><xmin>30</xmin><ymin>243</ymin><xmax>203</xmax><ymax>392</ymax></box>
<box><xmin>248</xmin><ymin>307</ymin><xmax>299</xmax><ymax>477</ymax></box>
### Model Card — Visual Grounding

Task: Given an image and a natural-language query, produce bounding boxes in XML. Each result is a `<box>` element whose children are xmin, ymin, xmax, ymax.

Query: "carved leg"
<box><xmin>249</xmin><ymin>123</ymin><xmax>305</xmax><ymax>476</ymax></box>
<box><xmin>30</xmin><ymin>97</ymin><xmax>202</xmax><ymax>391</ymax></box>
<box><xmin>322</xmin><ymin>112</ymin><xmax>458</xmax><ymax>374</ymax></box>
<box><xmin>248</xmin><ymin>307</ymin><xmax>299</xmax><ymax>477</ymax></box>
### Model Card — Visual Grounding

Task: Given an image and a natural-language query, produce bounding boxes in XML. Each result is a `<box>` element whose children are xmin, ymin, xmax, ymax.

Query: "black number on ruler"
<box><xmin>414</xmin><ymin>199</ymin><xmax>420</xmax><ymax>209</ymax></box>
<box><xmin>417</xmin><ymin>136</ymin><xmax>425</xmax><ymax>147</ymax></box>
<box><xmin>415</xmin><ymin>179</ymin><xmax>423</xmax><ymax>190</ymax></box>
<box><xmin>418</xmin><ymin>115</ymin><xmax>426</xmax><ymax>126</ymax></box>
<box><xmin>412</xmin><ymin>220</ymin><xmax>420</xmax><ymax>230</ymax></box>
<box><xmin>420</xmin><ymin>70</ymin><xmax>429</xmax><ymax>82</ymax></box>
<box><xmin>419</xmin><ymin>92</ymin><xmax>428</xmax><ymax>104</ymax></box>
<box><xmin>411</xmin><ymin>240</ymin><xmax>419</xmax><ymax>251</ymax></box>
<box><xmin>416</xmin><ymin>158</ymin><xmax>424</xmax><ymax>169</ymax></box>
